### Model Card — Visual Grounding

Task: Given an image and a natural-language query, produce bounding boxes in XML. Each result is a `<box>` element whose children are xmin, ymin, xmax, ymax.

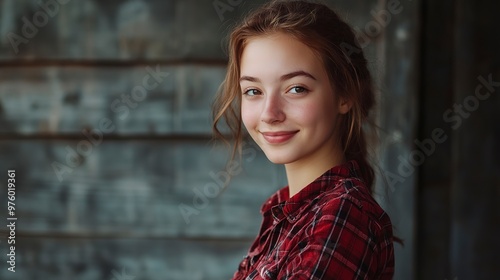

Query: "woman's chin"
<box><xmin>263</xmin><ymin>152</ymin><xmax>294</xmax><ymax>165</ymax></box>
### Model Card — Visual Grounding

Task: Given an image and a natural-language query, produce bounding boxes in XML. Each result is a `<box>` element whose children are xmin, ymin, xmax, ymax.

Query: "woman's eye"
<box><xmin>244</xmin><ymin>89</ymin><xmax>261</xmax><ymax>96</ymax></box>
<box><xmin>288</xmin><ymin>86</ymin><xmax>308</xmax><ymax>94</ymax></box>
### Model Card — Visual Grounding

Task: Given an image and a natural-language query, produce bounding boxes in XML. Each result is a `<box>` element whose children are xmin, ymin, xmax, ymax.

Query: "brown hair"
<box><xmin>212</xmin><ymin>0</ymin><xmax>376</xmax><ymax>191</ymax></box>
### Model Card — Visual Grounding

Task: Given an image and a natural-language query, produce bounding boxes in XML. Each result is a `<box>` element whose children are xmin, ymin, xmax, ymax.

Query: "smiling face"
<box><xmin>240</xmin><ymin>32</ymin><xmax>351</xmax><ymax>168</ymax></box>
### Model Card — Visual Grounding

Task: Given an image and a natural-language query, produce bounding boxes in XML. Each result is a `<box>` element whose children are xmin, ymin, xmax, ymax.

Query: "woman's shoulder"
<box><xmin>313</xmin><ymin>177</ymin><xmax>393</xmax><ymax>233</ymax></box>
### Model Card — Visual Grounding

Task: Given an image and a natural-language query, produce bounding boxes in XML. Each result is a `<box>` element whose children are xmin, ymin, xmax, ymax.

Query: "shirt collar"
<box><xmin>260</xmin><ymin>160</ymin><xmax>364</xmax><ymax>223</ymax></box>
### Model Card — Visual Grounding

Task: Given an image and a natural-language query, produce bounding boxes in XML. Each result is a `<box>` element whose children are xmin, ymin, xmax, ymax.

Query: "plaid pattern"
<box><xmin>232</xmin><ymin>161</ymin><xmax>394</xmax><ymax>280</ymax></box>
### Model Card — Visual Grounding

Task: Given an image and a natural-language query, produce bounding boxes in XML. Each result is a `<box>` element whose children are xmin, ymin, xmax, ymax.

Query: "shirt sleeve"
<box><xmin>277</xmin><ymin>197</ymin><xmax>394</xmax><ymax>280</ymax></box>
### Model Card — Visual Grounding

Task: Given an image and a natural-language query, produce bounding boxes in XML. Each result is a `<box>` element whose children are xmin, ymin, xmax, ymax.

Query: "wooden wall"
<box><xmin>0</xmin><ymin>0</ymin><xmax>425</xmax><ymax>279</ymax></box>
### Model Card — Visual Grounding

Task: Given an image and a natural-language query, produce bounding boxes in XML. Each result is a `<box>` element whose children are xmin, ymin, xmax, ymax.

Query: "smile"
<box><xmin>260</xmin><ymin>130</ymin><xmax>299</xmax><ymax>144</ymax></box>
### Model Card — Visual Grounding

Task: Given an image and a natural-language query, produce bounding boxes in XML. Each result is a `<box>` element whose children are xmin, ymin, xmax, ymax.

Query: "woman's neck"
<box><xmin>285</xmin><ymin>145</ymin><xmax>345</xmax><ymax>198</ymax></box>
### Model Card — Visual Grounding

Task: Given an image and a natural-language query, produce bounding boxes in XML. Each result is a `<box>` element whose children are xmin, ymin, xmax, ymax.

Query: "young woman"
<box><xmin>213</xmin><ymin>1</ymin><xmax>394</xmax><ymax>279</ymax></box>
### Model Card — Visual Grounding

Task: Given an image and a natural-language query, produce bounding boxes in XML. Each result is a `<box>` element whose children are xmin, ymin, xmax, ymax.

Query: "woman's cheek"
<box><xmin>289</xmin><ymin>101</ymin><xmax>318</xmax><ymax>125</ymax></box>
<box><xmin>241</xmin><ymin>103</ymin><xmax>258</xmax><ymax>131</ymax></box>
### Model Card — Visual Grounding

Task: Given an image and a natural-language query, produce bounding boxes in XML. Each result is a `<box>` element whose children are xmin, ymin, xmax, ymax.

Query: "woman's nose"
<box><xmin>261</xmin><ymin>93</ymin><xmax>285</xmax><ymax>124</ymax></box>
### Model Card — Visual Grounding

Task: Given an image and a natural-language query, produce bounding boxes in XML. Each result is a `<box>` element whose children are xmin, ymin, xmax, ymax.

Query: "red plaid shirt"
<box><xmin>232</xmin><ymin>160</ymin><xmax>394</xmax><ymax>279</ymax></box>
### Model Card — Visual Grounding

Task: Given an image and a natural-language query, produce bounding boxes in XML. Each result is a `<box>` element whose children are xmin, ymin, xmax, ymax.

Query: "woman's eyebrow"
<box><xmin>280</xmin><ymin>70</ymin><xmax>317</xmax><ymax>81</ymax></box>
<box><xmin>240</xmin><ymin>70</ymin><xmax>317</xmax><ymax>83</ymax></box>
<box><xmin>239</xmin><ymin>76</ymin><xmax>260</xmax><ymax>83</ymax></box>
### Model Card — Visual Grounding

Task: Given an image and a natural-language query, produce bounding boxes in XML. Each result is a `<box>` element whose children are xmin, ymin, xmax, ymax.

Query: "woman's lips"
<box><xmin>261</xmin><ymin>130</ymin><xmax>299</xmax><ymax>144</ymax></box>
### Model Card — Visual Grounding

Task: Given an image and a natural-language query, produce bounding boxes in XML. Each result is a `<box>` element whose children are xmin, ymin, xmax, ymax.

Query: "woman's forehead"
<box><xmin>239</xmin><ymin>33</ymin><xmax>326</xmax><ymax>81</ymax></box>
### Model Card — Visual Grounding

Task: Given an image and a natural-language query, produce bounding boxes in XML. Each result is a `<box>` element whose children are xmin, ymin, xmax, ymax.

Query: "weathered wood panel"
<box><xmin>0</xmin><ymin>65</ymin><xmax>225</xmax><ymax>135</ymax></box>
<box><xmin>0</xmin><ymin>0</ymin><xmax>268</xmax><ymax>60</ymax></box>
<box><xmin>451</xmin><ymin>0</ymin><xmax>500</xmax><ymax>278</ymax></box>
<box><xmin>0</xmin><ymin>140</ymin><xmax>285</xmax><ymax>238</ymax></box>
<box><xmin>0</xmin><ymin>0</ymin><xmax>380</xmax><ymax>61</ymax></box>
<box><xmin>0</xmin><ymin>236</ymin><xmax>250</xmax><ymax>280</ymax></box>
<box><xmin>0</xmin><ymin>0</ymin><xmax>420</xmax><ymax>278</ymax></box>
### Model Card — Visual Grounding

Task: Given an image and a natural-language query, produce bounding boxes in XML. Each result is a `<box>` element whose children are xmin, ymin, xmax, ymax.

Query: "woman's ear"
<box><xmin>338</xmin><ymin>98</ymin><xmax>352</xmax><ymax>114</ymax></box>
